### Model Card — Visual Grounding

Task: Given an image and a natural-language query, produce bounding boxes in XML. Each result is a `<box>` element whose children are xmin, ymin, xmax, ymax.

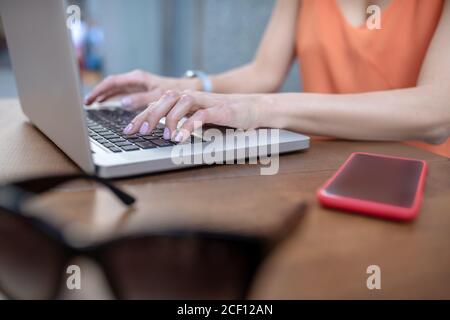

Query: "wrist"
<box><xmin>255</xmin><ymin>94</ymin><xmax>284</xmax><ymax>129</ymax></box>
<box><xmin>179</xmin><ymin>77</ymin><xmax>203</xmax><ymax>91</ymax></box>
<box><xmin>164</xmin><ymin>77</ymin><xmax>202</xmax><ymax>92</ymax></box>
<box><xmin>184</xmin><ymin>70</ymin><xmax>213</xmax><ymax>92</ymax></box>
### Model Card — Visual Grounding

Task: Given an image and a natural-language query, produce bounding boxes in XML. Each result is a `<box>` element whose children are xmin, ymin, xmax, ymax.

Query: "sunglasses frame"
<box><xmin>0</xmin><ymin>174</ymin><xmax>306</xmax><ymax>300</ymax></box>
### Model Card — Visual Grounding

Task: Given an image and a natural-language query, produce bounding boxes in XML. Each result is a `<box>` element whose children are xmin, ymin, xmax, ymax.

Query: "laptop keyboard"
<box><xmin>86</xmin><ymin>109</ymin><xmax>178</xmax><ymax>153</ymax></box>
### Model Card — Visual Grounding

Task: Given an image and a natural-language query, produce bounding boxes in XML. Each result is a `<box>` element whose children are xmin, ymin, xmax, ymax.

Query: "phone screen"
<box><xmin>325</xmin><ymin>154</ymin><xmax>425</xmax><ymax>208</ymax></box>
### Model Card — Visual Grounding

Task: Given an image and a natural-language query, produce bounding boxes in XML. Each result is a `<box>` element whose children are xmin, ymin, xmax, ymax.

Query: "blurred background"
<box><xmin>0</xmin><ymin>0</ymin><xmax>301</xmax><ymax>98</ymax></box>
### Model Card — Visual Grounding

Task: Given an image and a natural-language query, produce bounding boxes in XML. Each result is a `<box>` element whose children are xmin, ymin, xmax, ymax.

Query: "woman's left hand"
<box><xmin>122</xmin><ymin>90</ymin><xmax>263</xmax><ymax>143</ymax></box>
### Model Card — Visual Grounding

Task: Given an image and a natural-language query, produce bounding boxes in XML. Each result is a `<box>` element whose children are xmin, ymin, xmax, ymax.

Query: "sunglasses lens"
<box><xmin>0</xmin><ymin>209</ymin><xmax>67</xmax><ymax>299</ymax></box>
<box><xmin>101</xmin><ymin>236</ymin><xmax>263</xmax><ymax>299</ymax></box>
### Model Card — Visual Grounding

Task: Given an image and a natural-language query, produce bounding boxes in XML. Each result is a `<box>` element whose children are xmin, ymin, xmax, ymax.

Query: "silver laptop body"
<box><xmin>1</xmin><ymin>0</ymin><xmax>309</xmax><ymax>178</ymax></box>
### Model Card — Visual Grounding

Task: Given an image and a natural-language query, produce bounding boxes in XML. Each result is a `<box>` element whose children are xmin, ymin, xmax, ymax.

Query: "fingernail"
<box><xmin>84</xmin><ymin>94</ymin><xmax>90</xmax><ymax>104</ymax></box>
<box><xmin>163</xmin><ymin>128</ymin><xmax>171</xmax><ymax>140</ymax></box>
<box><xmin>123</xmin><ymin>124</ymin><xmax>133</xmax><ymax>135</ymax></box>
<box><xmin>121</xmin><ymin>97</ymin><xmax>132</xmax><ymax>108</ymax></box>
<box><xmin>174</xmin><ymin>131</ymin><xmax>184</xmax><ymax>143</ymax></box>
<box><xmin>139</xmin><ymin>122</ymin><xmax>150</xmax><ymax>135</ymax></box>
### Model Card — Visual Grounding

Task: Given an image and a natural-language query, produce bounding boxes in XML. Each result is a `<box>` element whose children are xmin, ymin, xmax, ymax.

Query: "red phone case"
<box><xmin>317</xmin><ymin>152</ymin><xmax>428</xmax><ymax>221</ymax></box>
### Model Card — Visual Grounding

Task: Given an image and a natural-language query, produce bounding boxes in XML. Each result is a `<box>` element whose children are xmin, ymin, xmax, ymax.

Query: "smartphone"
<box><xmin>317</xmin><ymin>152</ymin><xmax>428</xmax><ymax>221</ymax></box>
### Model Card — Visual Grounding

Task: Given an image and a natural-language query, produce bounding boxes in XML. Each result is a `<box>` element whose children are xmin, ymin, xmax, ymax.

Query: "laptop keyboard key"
<box><xmin>97</xmin><ymin>131</ymin><xmax>112</xmax><ymax>136</ymax></box>
<box><xmin>124</xmin><ymin>135</ymin><xmax>143</xmax><ymax>141</ymax></box>
<box><xmin>142</xmin><ymin>135</ymin><xmax>159</xmax><ymax>140</ymax></box>
<box><xmin>115</xmin><ymin>141</ymin><xmax>133</xmax><ymax>147</ymax></box>
<box><xmin>103</xmin><ymin>134</ymin><xmax>120</xmax><ymax>139</ymax></box>
<box><xmin>152</xmin><ymin>139</ymin><xmax>173</xmax><ymax>147</ymax></box>
<box><xmin>121</xmin><ymin>145</ymin><xmax>140</xmax><ymax>152</ymax></box>
<box><xmin>108</xmin><ymin>147</ymin><xmax>122</xmax><ymax>153</ymax></box>
<box><xmin>136</xmin><ymin>142</ymin><xmax>157</xmax><ymax>149</ymax></box>
<box><xmin>93</xmin><ymin>128</ymin><xmax>109</xmax><ymax>133</ymax></box>
<box><xmin>103</xmin><ymin>143</ymin><xmax>115</xmax><ymax>148</ymax></box>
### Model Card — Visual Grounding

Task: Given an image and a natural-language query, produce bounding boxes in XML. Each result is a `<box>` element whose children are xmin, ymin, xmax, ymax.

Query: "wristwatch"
<box><xmin>184</xmin><ymin>70</ymin><xmax>213</xmax><ymax>93</ymax></box>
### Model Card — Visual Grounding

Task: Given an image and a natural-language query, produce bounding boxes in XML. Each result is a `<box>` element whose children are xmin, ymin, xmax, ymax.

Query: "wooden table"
<box><xmin>1</xmin><ymin>99</ymin><xmax>449</xmax><ymax>299</ymax></box>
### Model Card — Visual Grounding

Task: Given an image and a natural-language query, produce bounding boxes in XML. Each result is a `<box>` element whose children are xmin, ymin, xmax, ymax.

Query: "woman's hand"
<box><xmin>84</xmin><ymin>69</ymin><xmax>201</xmax><ymax>110</ymax></box>
<box><xmin>122</xmin><ymin>90</ymin><xmax>263</xmax><ymax>143</ymax></box>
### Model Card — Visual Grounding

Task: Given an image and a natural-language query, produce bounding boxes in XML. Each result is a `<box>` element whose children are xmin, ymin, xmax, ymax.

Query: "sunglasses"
<box><xmin>0</xmin><ymin>174</ymin><xmax>306</xmax><ymax>300</ymax></box>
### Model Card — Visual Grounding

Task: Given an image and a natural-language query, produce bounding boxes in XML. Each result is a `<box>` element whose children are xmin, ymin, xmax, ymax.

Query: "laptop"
<box><xmin>1</xmin><ymin>0</ymin><xmax>309</xmax><ymax>178</ymax></box>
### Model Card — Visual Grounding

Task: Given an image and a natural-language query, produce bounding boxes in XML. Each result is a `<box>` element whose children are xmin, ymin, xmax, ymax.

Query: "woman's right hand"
<box><xmin>84</xmin><ymin>69</ymin><xmax>200</xmax><ymax>110</ymax></box>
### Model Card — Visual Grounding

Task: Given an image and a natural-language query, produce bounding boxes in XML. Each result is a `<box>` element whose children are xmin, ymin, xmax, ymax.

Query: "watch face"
<box><xmin>185</xmin><ymin>70</ymin><xmax>196</xmax><ymax>78</ymax></box>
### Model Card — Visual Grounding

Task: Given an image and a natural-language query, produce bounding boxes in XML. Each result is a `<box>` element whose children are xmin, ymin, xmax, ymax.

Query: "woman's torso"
<box><xmin>296</xmin><ymin>0</ymin><xmax>449</xmax><ymax>157</ymax></box>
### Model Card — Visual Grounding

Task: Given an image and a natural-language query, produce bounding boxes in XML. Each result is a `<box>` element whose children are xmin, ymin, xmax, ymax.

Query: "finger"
<box><xmin>85</xmin><ymin>76</ymin><xmax>121</xmax><ymax>105</ymax></box>
<box><xmin>138</xmin><ymin>90</ymin><xmax>180</xmax><ymax>135</ymax></box>
<box><xmin>94</xmin><ymin>86</ymin><xmax>140</xmax><ymax>103</ymax></box>
<box><xmin>182</xmin><ymin>90</ymin><xmax>222</xmax><ymax>106</ymax></box>
<box><xmin>164</xmin><ymin>94</ymin><xmax>196</xmax><ymax>140</ymax></box>
<box><xmin>91</xmin><ymin>89</ymin><xmax>122</xmax><ymax>104</ymax></box>
<box><xmin>85</xmin><ymin>71</ymin><xmax>147</xmax><ymax>105</ymax></box>
<box><xmin>124</xmin><ymin>90</ymin><xmax>180</xmax><ymax>135</ymax></box>
<box><xmin>122</xmin><ymin>104</ymin><xmax>154</xmax><ymax>135</ymax></box>
<box><xmin>174</xmin><ymin>109</ymin><xmax>219</xmax><ymax>143</ymax></box>
<box><xmin>121</xmin><ymin>89</ymin><xmax>164</xmax><ymax>110</ymax></box>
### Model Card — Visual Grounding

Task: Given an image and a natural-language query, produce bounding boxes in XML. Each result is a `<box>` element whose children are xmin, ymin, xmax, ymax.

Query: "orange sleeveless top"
<box><xmin>296</xmin><ymin>0</ymin><xmax>449</xmax><ymax>157</ymax></box>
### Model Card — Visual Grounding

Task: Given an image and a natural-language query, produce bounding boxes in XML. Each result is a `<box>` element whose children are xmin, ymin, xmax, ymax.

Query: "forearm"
<box><xmin>163</xmin><ymin>61</ymin><xmax>284</xmax><ymax>94</ymax></box>
<box><xmin>210</xmin><ymin>62</ymin><xmax>283</xmax><ymax>94</ymax></box>
<box><xmin>259</xmin><ymin>85</ymin><xmax>450</xmax><ymax>143</ymax></box>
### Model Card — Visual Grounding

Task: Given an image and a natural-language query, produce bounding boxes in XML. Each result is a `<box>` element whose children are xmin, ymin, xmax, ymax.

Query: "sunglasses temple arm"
<box><xmin>11</xmin><ymin>174</ymin><xmax>136</xmax><ymax>206</ymax></box>
<box><xmin>91</xmin><ymin>176</ymin><xmax>136</xmax><ymax>206</ymax></box>
<box><xmin>265</xmin><ymin>202</ymin><xmax>308</xmax><ymax>252</ymax></box>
